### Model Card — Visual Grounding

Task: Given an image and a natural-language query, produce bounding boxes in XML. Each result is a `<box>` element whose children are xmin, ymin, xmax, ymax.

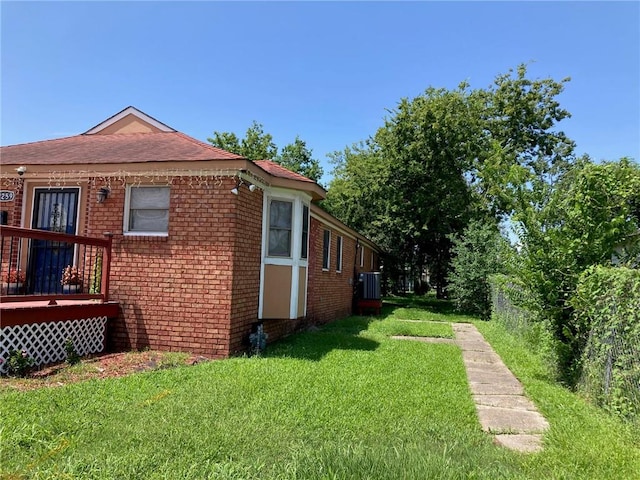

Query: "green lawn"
<box><xmin>1</xmin><ymin>297</ymin><xmax>638</xmax><ymax>479</ymax></box>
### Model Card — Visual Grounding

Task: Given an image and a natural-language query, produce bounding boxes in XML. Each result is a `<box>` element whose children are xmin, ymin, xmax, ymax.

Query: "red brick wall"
<box><xmin>84</xmin><ymin>176</ymin><xmax>261</xmax><ymax>358</ymax></box>
<box><xmin>0</xmin><ymin>178</ymin><xmax>24</xmax><ymax>227</ymax></box>
<box><xmin>306</xmin><ymin>217</ymin><xmax>358</xmax><ymax>324</ymax></box>
<box><xmin>228</xmin><ymin>183</ymin><xmax>263</xmax><ymax>354</ymax></box>
<box><xmin>0</xmin><ymin>179</ymin><xmax>24</xmax><ymax>281</ymax></box>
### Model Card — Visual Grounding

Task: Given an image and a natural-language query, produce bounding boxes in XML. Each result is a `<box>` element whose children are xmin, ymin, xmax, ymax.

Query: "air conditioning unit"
<box><xmin>358</xmin><ymin>272</ymin><xmax>381</xmax><ymax>300</ymax></box>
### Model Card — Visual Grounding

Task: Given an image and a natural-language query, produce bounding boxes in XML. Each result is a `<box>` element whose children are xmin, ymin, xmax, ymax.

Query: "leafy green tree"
<box><xmin>477</xmin><ymin>65</ymin><xmax>576</xmax><ymax>217</ymax></box>
<box><xmin>241</xmin><ymin>121</ymin><xmax>278</xmax><ymax>161</ymax></box>
<box><xmin>208</xmin><ymin>121</ymin><xmax>276</xmax><ymax>160</ymax></box>
<box><xmin>207</xmin><ymin>131</ymin><xmax>241</xmax><ymax>155</ymax></box>
<box><xmin>448</xmin><ymin>219</ymin><xmax>510</xmax><ymax>319</ymax></box>
<box><xmin>208</xmin><ymin>123</ymin><xmax>323</xmax><ymax>182</ymax></box>
<box><xmin>276</xmin><ymin>136</ymin><xmax>323</xmax><ymax>183</ymax></box>
<box><xmin>516</xmin><ymin>157</ymin><xmax>640</xmax><ymax>383</ymax></box>
<box><xmin>373</xmin><ymin>85</ymin><xmax>487</xmax><ymax>297</ymax></box>
<box><xmin>327</xmin><ymin>66</ymin><xmax>574</xmax><ymax>298</ymax></box>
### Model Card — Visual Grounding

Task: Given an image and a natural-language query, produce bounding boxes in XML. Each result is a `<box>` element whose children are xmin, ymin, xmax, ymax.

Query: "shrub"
<box><xmin>5</xmin><ymin>349</ymin><xmax>35</xmax><ymax>377</ymax></box>
<box><xmin>64</xmin><ymin>338</ymin><xmax>81</xmax><ymax>365</ymax></box>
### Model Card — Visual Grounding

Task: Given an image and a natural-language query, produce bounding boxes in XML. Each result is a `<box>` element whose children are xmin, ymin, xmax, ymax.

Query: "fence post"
<box><xmin>604</xmin><ymin>326</ymin><xmax>616</xmax><ymax>397</ymax></box>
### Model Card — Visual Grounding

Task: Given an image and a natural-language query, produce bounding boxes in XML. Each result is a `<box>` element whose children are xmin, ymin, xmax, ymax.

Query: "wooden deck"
<box><xmin>0</xmin><ymin>299</ymin><xmax>119</xmax><ymax>324</ymax></box>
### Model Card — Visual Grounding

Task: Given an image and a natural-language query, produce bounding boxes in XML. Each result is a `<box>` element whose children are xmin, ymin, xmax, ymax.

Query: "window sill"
<box><xmin>123</xmin><ymin>234</ymin><xmax>169</xmax><ymax>243</ymax></box>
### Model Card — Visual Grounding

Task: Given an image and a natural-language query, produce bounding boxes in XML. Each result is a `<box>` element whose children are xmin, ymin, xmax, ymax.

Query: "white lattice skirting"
<box><xmin>1</xmin><ymin>316</ymin><xmax>107</xmax><ymax>374</ymax></box>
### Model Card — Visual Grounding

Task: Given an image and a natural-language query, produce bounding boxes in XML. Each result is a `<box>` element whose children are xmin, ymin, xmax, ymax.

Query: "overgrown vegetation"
<box><xmin>2</xmin><ymin>299</ymin><xmax>638</xmax><ymax>479</ymax></box>
<box><xmin>514</xmin><ymin>158</ymin><xmax>640</xmax><ymax>384</ymax></box>
<box><xmin>572</xmin><ymin>266</ymin><xmax>640</xmax><ymax>422</ymax></box>
<box><xmin>3</xmin><ymin>349</ymin><xmax>35</xmax><ymax>377</ymax></box>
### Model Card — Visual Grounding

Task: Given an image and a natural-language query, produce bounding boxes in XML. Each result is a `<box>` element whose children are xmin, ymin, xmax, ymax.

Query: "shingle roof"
<box><xmin>0</xmin><ymin>131</ymin><xmax>242</xmax><ymax>165</ymax></box>
<box><xmin>254</xmin><ymin>160</ymin><xmax>315</xmax><ymax>183</ymax></box>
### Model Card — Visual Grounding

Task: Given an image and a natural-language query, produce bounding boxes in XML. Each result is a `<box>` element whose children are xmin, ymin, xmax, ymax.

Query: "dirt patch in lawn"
<box><xmin>0</xmin><ymin>351</ymin><xmax>209</xmax><ymax>393</ymax></box>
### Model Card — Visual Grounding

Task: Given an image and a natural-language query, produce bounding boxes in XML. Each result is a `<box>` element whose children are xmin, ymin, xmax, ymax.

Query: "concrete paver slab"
<box><xmin>473</xmin><ymin>394</ymin><xmax>539</xmax><ymax>411</ymax></box>
<box><xmin>494</xmin><ymin>434</ymin><xmax>545</xmax><ymax>453</ymax></box>
<box><xmin>468</xmin><ymin>382</ymin><xmax>525</xmax><ymax>396</ymax></box>
<box><xmin>452</xmin><ymin>322</ymin><xmax>549</xmax><ymax>453</ymax></box>
<box><xmin>391</xmin><ymin>335</ymin><xmax>456</xmax><ymax>345</ymax></box>
<box><xmin>476</xmin><ymin>405</ymin><xmax>550</xmax><ymax>433</ymax></box>
<box><xmin>461</xmin><ymin>350</ymin><xmax>503</xmax><ymax>364</ymax></box>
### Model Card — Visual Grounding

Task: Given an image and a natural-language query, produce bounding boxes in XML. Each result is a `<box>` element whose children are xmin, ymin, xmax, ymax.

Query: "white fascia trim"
<box><xmin>310</xmin><ymin>211</ymin><xmax>379</xmax><ymax>252</ymax></box>
<box><xmin>311</xmin><ymin>211</ymin><xmax>357</xmax><ymax>243</ymax></box>
<box><xmin>84</xmin><ymin>107</ymin><xmax>175</xmax><ymax>134</ymax></box>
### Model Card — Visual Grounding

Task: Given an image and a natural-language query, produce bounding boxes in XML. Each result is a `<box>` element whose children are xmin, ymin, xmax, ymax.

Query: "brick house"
<box><xmin>0</xmin><ymin>107</ymin><xmax>380</xmax><ymax>357</ymax></box>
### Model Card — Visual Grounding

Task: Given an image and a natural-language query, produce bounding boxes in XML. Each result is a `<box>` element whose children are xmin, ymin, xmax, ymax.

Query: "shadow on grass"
<box><xmin>384</xmin><ymin>294</ymin><xmax>457</xmax><ymax>314</ymax></box>
<box><xmin>266</xmin><ymin>316</ymin><xmax>380</xmax><ymax>362</ymax></box>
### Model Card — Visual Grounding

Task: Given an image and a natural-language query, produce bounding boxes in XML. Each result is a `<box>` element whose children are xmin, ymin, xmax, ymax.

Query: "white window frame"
<box><xmin>123</xmin><ymin>185</ymin><xmax>170</xmax><ymax>236</ymax></box>
<box><xmin>259</xmin><ymin>188</ymin><xmax>311</xmax><ymax>320</ymax></box>
<box><xmin>267</xmin><ymin>198</ymin><xmax>294</xmax><ymax>258</ymax></box>
<box><xmin>301</xmin><ymin>204</ymin><xmax>309</xmax><ymax>260</ymax></box>
<box><xmin>322</xmin><ymin>229</ymin><xmax>331</xmax><ymax>271</ymax></box>
<box><xmin>336</xmin><ymin>235</ymin><xmax>343</xmax><ymax>273</ymax></box>
<box><xmin>359</xmin><ymin>244</ymin><xmax>364</xmax><ymax>267</ymax></box>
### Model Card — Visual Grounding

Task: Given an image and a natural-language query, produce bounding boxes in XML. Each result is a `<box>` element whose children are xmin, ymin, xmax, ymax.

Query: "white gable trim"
<box><xmin>84</xmin><ymin>106</ymin><xmax>175</xmax><ymax>134</ymax></box>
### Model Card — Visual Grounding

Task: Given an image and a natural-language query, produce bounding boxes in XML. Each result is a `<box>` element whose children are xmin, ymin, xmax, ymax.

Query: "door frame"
<box><xmin>26</xmin><ymin>186</ymin><xmax>83</xmax><ymax>292</ymax></box>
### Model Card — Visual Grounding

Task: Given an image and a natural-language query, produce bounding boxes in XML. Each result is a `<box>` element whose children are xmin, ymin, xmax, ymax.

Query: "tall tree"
<box><xmin>476</xmin><ymin>65</ymin><xmax>576</xmax><ymax>217</ymax></box>
<box><xmin>276</xmin><ymin>136</ymin><xmax>323</xmax><ymax>183</ymax></box>
<box><xmin>208</xmin><ymin>121</ymin><xmax>276</xmax><ymax>161</ymax></box>
<box><xmin>325</xmin><ymin>65</ymin><xmax>577</xmax><ymax>298</ymax></box>
<box><xmin>208</xmin><ymin>123</ymin><xmax>323</xmax><ymax>182</ymax></box>
<box><xmin>207</xmin><ymin>131</ymin><xmax>241</xmax><ymax>155</ymax></box>
<box><xmin>241</xmin><ymin>121</ymin><xmax>278</xmax><ymax>161</ymax></box>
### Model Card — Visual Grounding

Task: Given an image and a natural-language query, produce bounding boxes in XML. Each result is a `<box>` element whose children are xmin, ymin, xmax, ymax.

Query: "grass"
<box><xmin>1</xmin><ymin>295</ymin><xmax>638</xmax><ymax>479</ymax></box>
<box><xmin>0</xmin><ymin>351</ymin><xmax>192</xmax><ymax>393</ymax></box>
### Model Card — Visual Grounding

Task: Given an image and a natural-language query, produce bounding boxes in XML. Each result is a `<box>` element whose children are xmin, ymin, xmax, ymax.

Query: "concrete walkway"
<box><xmin>452</xmin><ymin>323</ymin><xmax>549</xmax><ymax>453</ymax></box>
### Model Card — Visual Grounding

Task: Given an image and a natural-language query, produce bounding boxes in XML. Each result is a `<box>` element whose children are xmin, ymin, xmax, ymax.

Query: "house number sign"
<box><xmin>0</xmin><ymin>191</ymin><xmax>15</xmax><ymax>202</ymax></box>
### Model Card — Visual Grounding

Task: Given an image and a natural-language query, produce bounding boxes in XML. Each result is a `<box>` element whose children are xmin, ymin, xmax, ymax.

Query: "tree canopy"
<box><xmin>208</xmin><ymin>122</ymin><xmax>323</xmax><ymax>182</ymax></box>
<box><xmin>324</xmin><ymin>65</ymin><xmax>576</xmax><ymax>297</ymax></box>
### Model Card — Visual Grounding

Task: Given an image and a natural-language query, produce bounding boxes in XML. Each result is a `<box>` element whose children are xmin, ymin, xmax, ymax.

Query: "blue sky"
<box><xmin>2</xmin><ymin>1</ymin><xmax>638</xmax><ymax>186</ymax></box>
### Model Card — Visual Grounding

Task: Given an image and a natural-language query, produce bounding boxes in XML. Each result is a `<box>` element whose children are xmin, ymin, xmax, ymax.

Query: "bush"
<box><xmin>5</xmin><ymin>349</ymin><xmax>35</xmax><ymax>377</ymax></box>
<box><xmin>449</xmin><ymin>220</ymin><xmax>509</xmax><ymax>319</ymax></box>
<box><xmin>65</xmin><ymin>338</ymin><xmax>81</xmax><ymax>365</ymax></box>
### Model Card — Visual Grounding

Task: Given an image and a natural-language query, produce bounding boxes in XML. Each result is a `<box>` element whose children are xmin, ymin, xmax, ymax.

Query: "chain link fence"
<box><xmin>490</xmin><ymin>274</ymin><xmax>640</xmax><ymax>424</ymax></box>
<box><xmin>579</xmin><ymin>306</ymin><xmax>640</xmax><ymax>422</ymax></box>
<box><xmin>489</xmin><ymin>276</ymin><xmax>535</xmax><ymax>337</ymax></box>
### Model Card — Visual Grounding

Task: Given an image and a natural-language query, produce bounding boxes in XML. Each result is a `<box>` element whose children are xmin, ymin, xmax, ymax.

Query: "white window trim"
<box><xmin>266</xmin><ymin>198</ymin><xmax>294</xmax><ymax>258</ymax></box>
<box><xmin>259</xmin><ymin>188</ymin><xmax>311</xmax><ymax>320</ymax></box>
<box><xmin>322</xmin><ymin>229</ymin><xmax>331</xmax><ymax>271</ymax></box>
<box><xmin>359</xmin><ymin>244</ymin><xmax>364</xmax><ymax>267</ymax></box>
<box><xmin>336</xmin><ymin>235</ymin><xmax>343</xmax><ymax>273</ymax></box>
<box><xmin>123</xmin><ymin>185</ymin><xmax>170</xmax><ymax>237</ymax></box>
<box><xmin>301</xmin><ymin>204</ymin><xmax>310</xmax><ymax>260</ymax></box>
